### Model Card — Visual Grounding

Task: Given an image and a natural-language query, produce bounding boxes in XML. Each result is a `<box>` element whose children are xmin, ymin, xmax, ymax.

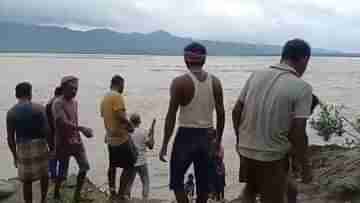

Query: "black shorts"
<box><xmin>170</xmin><ymin>127</ymin><xmax>212</xmax><ymax>195</ymax></box>
<box><xmin>239</xmin><ymin>155</ymin><xmax>289</xmax><ymax>203</ymax></box>
<box><xmin>108</xmin><ymin>140</ymin><xmax>137</xmax><ymax>169</ymax></box>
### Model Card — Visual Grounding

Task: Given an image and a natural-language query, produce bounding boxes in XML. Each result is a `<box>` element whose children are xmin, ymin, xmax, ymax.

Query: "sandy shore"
<box><xmin>2</xmin><ymin>144</ymin><xmax>359</xmax><ymax>203</ymax></box>
<box><xmin>0</xmin><ymin>177</ymin><xmax>342</xmax><ymax>203</ymax></box>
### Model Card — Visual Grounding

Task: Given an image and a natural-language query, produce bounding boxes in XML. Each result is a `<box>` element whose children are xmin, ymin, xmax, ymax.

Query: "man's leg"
<box><xmin>175</xmin><ymin>189</ymin><xmax>189</xmax><ymax>203</ymax></box>
<box><xmin>259</xmin><ymin>158</ymin><xmax>288</xmax><ymax>203</ymax></box>
<box><xmin>74</xmin><ymin>171</ymin><xmax>87</xmax><ymax>202</ymax></box>
<box><xmin>73</xmin><ymin>149</ymin><xmax>91</xmax><ymax>202</ymax></box>
<box><xmin>239</xmin><ymin>156</ymin><xmax>257</xmax><ymax>203</ymax></box>
<box><xmin>48</xmin><ymin>158</ymin><xmax>57</xmax><ymax>180</ymax></box>
<box><xmin>108</xmin><ymin>167</ymin><xmax>117</xmax><ymax>197</ymax></box>
<box><xmin>58</xmin><ymin>158</ymin><xmax>69</xmax><ymax>182</ymax></box>
<box><xmin>126</xmin><ymin>167</ymin><xmax>139</xmax><ymax>199</ymax></box>
<box><xmin>241</xmin><ymin>184</ymin><xmax>256</xmax><ymax>203</ymax></box>
<box><xmin>287</xmin><ymin>177</ymin><xmax>298</xmax><ymax>203</ymax></box>
<box><xmin>221</xmin><ymin>190</ymin><xmax>225</xmax><ymax>201</ymax></box>
<box><xmin>107</xmin><ymin>145</ymin><xmax>117</xmax><ymax>197</ymax></box>
<box><xmin>169</xmin><ymin>129</ymin><xmax>193</xmax><ymax>203</ymax></box>
<box><xmin>54</xmin><ymin>157</ymin><xmax>69</xmax><ymax>199</ymax></box>
<box><xmin>23</xmin><ymin>181</ymin><xmax>33</xmax><ymax>203</ymax></box>
<box><xmin>138</xmin><ymin>165</ymin><xmax>150</xmax><ymax>199</ymax></box>
<box><xmin>193</xmin><ymin>130</ymin><xmax>213</xmax><ymax>203</ymax></box>
<box><xmin>118</xmin><ymin>167</ymin><xmax>136</xmax><ymax>199</ymax></box>
<box><xmin>40</xmin><ymin>175</ymin><xmax>49</xmax><ymax>203</ymax></box>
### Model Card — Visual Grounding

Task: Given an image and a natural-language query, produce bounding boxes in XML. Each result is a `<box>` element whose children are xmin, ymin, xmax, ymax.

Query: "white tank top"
<box><xmin>178</xmin><ymin>71</ymin><xmax>215</xmax><ymax>128</ymax></box>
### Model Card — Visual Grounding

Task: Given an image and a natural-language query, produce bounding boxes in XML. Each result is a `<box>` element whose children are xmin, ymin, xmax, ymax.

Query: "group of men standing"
<box><xmin>7</xmin><ymin>76</ymin><xmax>93</xmax><ymax>203</ymax></box>
<box><xmin>6</xmin><ymin>74</ymin><xmax>155</xmax><ymax>203</ymax></box>
<box><xmin>6</xmin><ymin>38</ymin><xmax>314</xmax><ymax>203</ymax></box>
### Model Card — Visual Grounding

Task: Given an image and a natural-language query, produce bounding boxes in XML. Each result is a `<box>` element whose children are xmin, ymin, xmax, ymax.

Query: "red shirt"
<box><xmin>52</xmin><ymin>97</ymin><xmax>82</xmax><ymax>155</ymax></box>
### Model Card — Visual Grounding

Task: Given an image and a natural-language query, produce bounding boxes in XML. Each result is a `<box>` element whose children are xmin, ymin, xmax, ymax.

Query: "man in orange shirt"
<box><xmin>100</xmin><ymin>75</ymin><xmax>136</xmax><ymax>200</ymax></box>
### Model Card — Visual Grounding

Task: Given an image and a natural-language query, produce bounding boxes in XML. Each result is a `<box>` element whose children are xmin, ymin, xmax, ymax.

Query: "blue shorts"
<box><xmin>170</xmin><ymin>127</ymin><xmax>212</xmax><ymax>195</ymax></box>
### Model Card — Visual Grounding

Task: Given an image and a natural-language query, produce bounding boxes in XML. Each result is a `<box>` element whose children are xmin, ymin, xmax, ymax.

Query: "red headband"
<box><xmin>184</xmin><ymin>51</ymin><xmax>206</xmax><ymax>62</ymax></box>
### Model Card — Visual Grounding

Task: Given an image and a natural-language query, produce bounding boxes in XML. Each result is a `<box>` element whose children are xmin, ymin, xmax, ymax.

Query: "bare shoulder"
<box><xmin>52</xmin><ymin>97</ymin><xmax>64</xmax><ymax>111</ymax></box>
<box><xmin>52</xmin><ymin>97</ymin><xmax>62</xmax><ymax>106</ymax></box>
<box><xmin>171</xmin><ymin>74</ymin><xmax>190</xmax><ymax>90</ymax></box>
<box><xmin>6</xmin><ymin>105</ymin><xmax>16</xmax><ymax>118</ymax></box>
<box><xmin>211</xmin><ymin>74</ymin><xmax>223</xmax><ymax>91</ymax></box>
<box><xmin>211</xmin><ymin>75</ymin><xmax>222</xmax><ymax>84</ymax></box>
<box><xmin>173</xmin><ymin>74</ymin><xmax>189</xmax><ymax>84</ymax></box>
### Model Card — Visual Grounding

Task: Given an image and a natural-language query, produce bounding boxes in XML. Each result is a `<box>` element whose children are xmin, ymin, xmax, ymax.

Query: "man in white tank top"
<box><xmin>159</xmin><ymin>42</ymin><xmax>225</xmax><ymax>203</ymax></box>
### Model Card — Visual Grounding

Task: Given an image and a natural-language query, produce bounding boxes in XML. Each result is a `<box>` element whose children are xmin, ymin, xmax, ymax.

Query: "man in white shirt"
<box><xmin>232</xmin><ymin>39</ymin><xmax>313</xmax><ymax>203</ymax></box>
<box><xmin>128</xmin><ymin>114</ymin><xmax>155</xmax><ymax>200</ymax></box>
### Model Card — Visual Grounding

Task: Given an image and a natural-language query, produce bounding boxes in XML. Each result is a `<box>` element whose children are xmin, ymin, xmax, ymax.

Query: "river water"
<box><xmin>0</xmin><ymin>54</ymin><xmax>359</xmax><ymax>200</ymax></box>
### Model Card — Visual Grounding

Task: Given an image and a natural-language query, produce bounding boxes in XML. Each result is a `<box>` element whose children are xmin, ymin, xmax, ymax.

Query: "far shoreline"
<box><xmin>0</xmin><ymin>51</ymin><xmax>360</xmax><ymax>58</ymax></box>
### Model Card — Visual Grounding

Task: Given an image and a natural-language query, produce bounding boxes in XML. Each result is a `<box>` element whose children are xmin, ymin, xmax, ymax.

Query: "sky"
<box><xmin>1</xmin><ymin>0</ymin><xmax>360</xmax><ymax>52</ymax></box>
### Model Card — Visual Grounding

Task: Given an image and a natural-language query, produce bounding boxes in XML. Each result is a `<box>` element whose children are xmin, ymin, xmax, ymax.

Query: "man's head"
<box><xmin>130</xmin><ymin>113</ymin><xmax>141</xmax><ymax>127</ymax></box>
<box><xmin>281</xmin><ymin>39</ymin><xmax>311</xmax><ymax>77</ymax></box>
<box><xmin>60</xmin><ymin>76</ymin><xmax>79</xmax><ymax>100</ymax></box>
<box><xmin>15</xmin><ymin>82</ymin><xmax>32</xmax><ymax>100</ymax></box>
<box><xmin>184</xmin><ymin>42</ymin><xmax>207</xmax><ymax>71</ymax></box>
<box><xmin>54</xmin><ymin>86</ymin><xmax>62</xmax><ymax>97</ymax></box>
<box><xmin>111</xmin><ymin>75</ymin><xmax>124</xmax><ymax>93</ymax></box>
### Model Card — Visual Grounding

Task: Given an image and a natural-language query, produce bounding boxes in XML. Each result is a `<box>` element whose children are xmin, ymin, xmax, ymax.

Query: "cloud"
<box><xmin>1</xmin><ymin>0</ymin><xmax>360</xmax><ymax>51</ymax></box>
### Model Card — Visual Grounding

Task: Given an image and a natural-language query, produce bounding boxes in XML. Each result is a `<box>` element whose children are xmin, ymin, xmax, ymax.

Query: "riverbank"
<box><xmin>0</xmin><ymin>175</ymin><xmax>167</xmax><ymax>203</ymax></box>
<box><xmin>230</xmin><ymin>144</ymin><xmax>360</xmax><ymax>203</ymax></box>
<box><xmin>2</xmin><ymin>144</ymin><xmax>359</xmax><ymax>203</ymax></box>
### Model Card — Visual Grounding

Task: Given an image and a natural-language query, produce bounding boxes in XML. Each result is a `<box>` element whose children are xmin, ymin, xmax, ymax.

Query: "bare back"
<box><xmin>174</xmin><ymin>71</ymin><xmax>222</xmax><ymax>107</ymax></box>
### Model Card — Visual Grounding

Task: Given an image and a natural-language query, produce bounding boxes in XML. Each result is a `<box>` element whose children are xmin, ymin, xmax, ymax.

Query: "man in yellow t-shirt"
<box><xmin>100</xmin><ymin>75</ymin><xmax>135</xmax><ymax>200</ymax></box>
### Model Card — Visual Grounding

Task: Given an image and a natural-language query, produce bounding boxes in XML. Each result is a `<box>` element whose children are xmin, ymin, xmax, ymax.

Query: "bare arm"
<box><xmin>289</xmin><ymin>85</ymin><xmax>313</xmax><ymax>183</ymax></box>
<box><xmin>39</xmin><ymin>106</ymin><xmax>51</xmax><ymax>144</ymax></box>
<box><xmin>232</xmin><ymin>100</ymin><xmax>244</xmax><ymax>145</ymax></box>
<box><xmin>288</xmin><ymin>119</ymin><xmax>308</xmax><ymax>164</ymax></box>
<box><xmin>213</xmin><ymin>76</ymin><xmax>225</xmax><ymax>144</ymax></box>
<box><xmin>6</xmin><ymin>111</ymin><xmax>17</xmax><ymax>166</ymax></box>
<box><xmin>160</xmin><ymin>79</ymin><xmax>180</xmax><ymax>162</ymax></box>
<box><xmin>288</xmin><ymin>118</ymin><xmax>311</xmax><ymax>183</ymax></box>
<box><xmin>146</xmin><ymin>119</ymin><xmax>156</xmax><ymax>149</ymax></box>
<box><xmin>162</xmin><ymin>80</ymin><xmax>180</xmax><ymax>148</ymax></box>
<box><xmin>146</xmin><ymin>135</ymin><xmax>154</xmax><ymax>149</ymax></box>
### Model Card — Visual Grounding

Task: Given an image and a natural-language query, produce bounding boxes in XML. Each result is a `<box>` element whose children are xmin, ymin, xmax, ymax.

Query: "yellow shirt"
<box><xmin>100</xmin><ymin>90</ymin><xmax>129</xmax><ymax>145</ymax></box>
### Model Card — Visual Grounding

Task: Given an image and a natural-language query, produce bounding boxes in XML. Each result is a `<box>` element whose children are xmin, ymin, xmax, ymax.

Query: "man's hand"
<box><xmin>159</xmin><ymin>145</ymin><xmax>168</xmax><ymax>162</ymax></box>
<box><xmin>79</xmin><ymin>126</ymin><xmax>94</xmax><ymax>138</ymax></box>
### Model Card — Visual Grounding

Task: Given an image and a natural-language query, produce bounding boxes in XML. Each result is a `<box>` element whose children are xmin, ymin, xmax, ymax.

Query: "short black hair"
<box><xmin>184</xmin><ymin>42</ymin><xmax>207</xmax><ymax>55</ymax></box>
<box><xmin>54</xmin><ymin>86</ymin><xmax>62</xmax><ymax>96</ymax></box>
<box><xmin>15</xmin><ymin>82</ymin><xmax>32</xmax><ymax>99</ymax></box>
<box><xmin>130</xmin><ymin>113</ymin><xmax>141</xmax><ymax>125</ymax></box>
<box><xmin>111</xmin><ymin>75</ymin><xmax>124</xmax><ymax>87</ymax></box>
<box><xmin>281</xmin><ymin>39</ymin><xmax>311</xmax><ymax>62</ymax></box>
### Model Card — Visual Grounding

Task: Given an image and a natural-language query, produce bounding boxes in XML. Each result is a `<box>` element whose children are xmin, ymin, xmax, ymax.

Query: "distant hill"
<box><xmin>0</xmin><ymin>21</ymin><xmax>349</xmax><ymax>56</ymax></box>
